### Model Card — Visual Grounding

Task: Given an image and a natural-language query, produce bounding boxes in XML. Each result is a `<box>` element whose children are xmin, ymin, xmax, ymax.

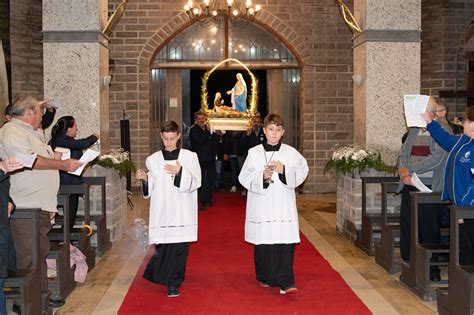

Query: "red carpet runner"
<box><xmin>119</xmin><ymin>192</ymin><xmax>371</xmax><ymax>315</ymax></box>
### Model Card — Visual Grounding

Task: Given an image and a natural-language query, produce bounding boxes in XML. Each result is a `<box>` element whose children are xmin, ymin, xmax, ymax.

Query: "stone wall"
<box><xmin>83</xmin><ymin>165</ymin><xmax>128</xmax><ymax>243</ymax></box>
<box><xmin>9</xmin><ymin>0</ymin><xmax>43</xmax><ymax>100</ymax></box>
<box><xmin>421</xmin><ymin>0</ymin><xmax>474</xmax><ymax>117</ymax></box>
<box><xmin>336</xmin><ymin>169</ymin><xmax>400</xmax><ymax>240</ymax></box>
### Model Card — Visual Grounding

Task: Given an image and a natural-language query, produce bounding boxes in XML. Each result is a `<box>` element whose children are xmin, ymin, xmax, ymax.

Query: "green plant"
<box><xmin>324</xmin><ymin>145</ymin><xmax>395</xmax><ymax>177</ymax></box>
<box><xmin>94</xmin><ymin>148</ymin><xmax>136</xmax><ymax>177</ymax></box>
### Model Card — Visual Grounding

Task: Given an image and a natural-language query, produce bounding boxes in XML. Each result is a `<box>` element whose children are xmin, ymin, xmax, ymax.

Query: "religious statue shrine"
<box><xmin>200</xmin><ymin>58</ymin><xmax>258</xmax><ymax>131</ymax></box>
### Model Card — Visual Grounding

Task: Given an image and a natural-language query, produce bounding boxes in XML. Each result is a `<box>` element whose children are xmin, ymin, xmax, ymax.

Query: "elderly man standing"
<box><xmin>1</xmin><ymin>96</ymin><xmax>81</xmax><ymax>312</ymax></box>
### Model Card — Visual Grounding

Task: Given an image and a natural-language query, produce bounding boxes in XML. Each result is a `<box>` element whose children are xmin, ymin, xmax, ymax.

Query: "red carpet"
<box><xmin>118</xmin><ymin>192</ymin><xmax>371</xmax><ymax>314</ymax></box>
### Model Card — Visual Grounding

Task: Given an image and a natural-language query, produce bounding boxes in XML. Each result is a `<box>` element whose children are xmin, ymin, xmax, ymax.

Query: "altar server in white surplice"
<box><xmin>239</xmin><ymin>113</ymin><xmax>308</xmax><ymax>295</ymax></box>
<box><xmin>136</xmin><ymin>121</ymin><xmax>201</xmax><ymax>298</ymax></box>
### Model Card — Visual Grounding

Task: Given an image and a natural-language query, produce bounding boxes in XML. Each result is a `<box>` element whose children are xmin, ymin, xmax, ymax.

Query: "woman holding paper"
<box><xmin>50</xmin><ymin>116</ymin><xmax>99</xmax><ymax>230</ymax></box>
<box><xmin>423</xmin><ymin>102</ymin><xmax>474</xmax><ymax>265</ymax></box>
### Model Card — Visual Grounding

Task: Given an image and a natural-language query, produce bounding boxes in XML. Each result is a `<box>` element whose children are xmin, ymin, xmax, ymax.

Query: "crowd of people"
<box><xmin>0</xmin><ymin>96</ymin><xmax>99</xmax><ymax>314</ymax></box>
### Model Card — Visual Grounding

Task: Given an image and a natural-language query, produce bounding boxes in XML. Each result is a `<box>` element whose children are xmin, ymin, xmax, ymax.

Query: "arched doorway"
<box><xmin>150</xmin><ymin>17</ymin><xmax>301</xmax><ymax>151</ymax></box>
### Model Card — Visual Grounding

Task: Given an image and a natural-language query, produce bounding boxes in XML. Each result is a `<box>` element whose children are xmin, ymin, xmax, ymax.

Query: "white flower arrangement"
<box><xmin>95</xmin><ymin>148</ymin><xmax>136</xmax><ymax>176</ymax></box>
<box><xmin>325</xmin><ymin>145</ymin><xmax>394</xmax><ymax>177</ymax></box>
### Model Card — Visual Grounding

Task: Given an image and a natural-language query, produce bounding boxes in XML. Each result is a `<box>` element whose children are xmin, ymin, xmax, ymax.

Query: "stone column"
<box><xmin>43</xmin><ymin>0</ymin><xmax>109</xmax><ymax>149</ymax></box>
<box><xmin>353</xmin><ymin>0</ymin><xmax>421</xmax><ymax>163</ymax></box>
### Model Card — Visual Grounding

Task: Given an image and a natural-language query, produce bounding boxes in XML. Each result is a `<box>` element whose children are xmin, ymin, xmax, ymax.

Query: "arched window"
<box><xmin>152</xmin><ymin>17</ymin><xmax>298</xmax><ymax>67</ymax></box>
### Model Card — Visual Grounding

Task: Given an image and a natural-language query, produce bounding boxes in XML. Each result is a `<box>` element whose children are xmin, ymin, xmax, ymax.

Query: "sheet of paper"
<box><xmin>54</xmin><ymin>147</ymin><xmax>70</xmax><ymax>160</ymax></box>
<box><xmin>15</xmin><ymin>152</ymin><xmax>37</xmax><ymax>168</ymax></box>
<box><xmin>68</xmin><ymin>149</ymin><xmax>100</xmax><ymax>176</ymax></box>
<box><xmin>404</xmin><ymin>95</ymin><xmax>430</xmax><ymax>128</ymax></box>
<box><xmin>411</xmin><ymin>172</ymin><xmax>432</xmax><ymax>193</ymax></box>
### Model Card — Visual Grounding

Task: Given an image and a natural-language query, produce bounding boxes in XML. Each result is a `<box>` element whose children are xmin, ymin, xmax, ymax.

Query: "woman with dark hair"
<box><xmin>136</xmin><ymin>120</ymin><xmax>201</xmax><ymax>298</ymax></box>
<box><xmin>50</xmin><ymin>116</ymin><xmax>99</xmax><ymax>230</ymax></box>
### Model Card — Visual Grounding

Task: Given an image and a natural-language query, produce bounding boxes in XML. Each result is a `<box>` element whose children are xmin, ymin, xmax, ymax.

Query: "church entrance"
<box><xmin>149</xmin><ymin>17</ymin><xmax>302</xmax><ymax>153</ymax></box>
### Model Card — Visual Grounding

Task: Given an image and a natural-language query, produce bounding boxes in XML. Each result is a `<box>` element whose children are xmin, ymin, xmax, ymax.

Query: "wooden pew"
<box><xmin>51</xmin><ymin>184</ymin><xmax>96</xmax><ymax>270</ymax></box>
<box><xmin>400</xmin><ymin>192</ymin><xmax>450</xmax><ymax>301</ymax></box>
<box><xmin>374</xmin><ymin>181</ymin><xmax>401</xmax><ymax>273</ymax></box>
<box><xmin>355</xmin><ymin>176</ymin><xmax>399</xmax><ymax>255</ymax></box>
<box><xmin>437</xmin><ymin>206</ymin><xmax>474</xmax><ymax>315</ymax></box>
<box><xmin>82</xmin><ymin>176</ymin><xmax>111</xmax><ymax>256</ymax></box>
<box><xmin>47</xmin><ymin>194</ymin><xmax>76</xmax><ymax>303</ymax></box>
<box><xmin>3</xmin><ymin>208</ymin><xmax>45</xmax><ymax>315</ymax></box>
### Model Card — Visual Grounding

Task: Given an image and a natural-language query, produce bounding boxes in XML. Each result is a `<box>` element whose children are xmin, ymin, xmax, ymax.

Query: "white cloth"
<box><xmin>144</xmin><ymin>149</ymin><xmax>201</xmax><ymax>244</ymax></box>
<box><xmin>239</xmin><ymin>144</ymin><xmax>309</xmax><ymax>245</ymax></box>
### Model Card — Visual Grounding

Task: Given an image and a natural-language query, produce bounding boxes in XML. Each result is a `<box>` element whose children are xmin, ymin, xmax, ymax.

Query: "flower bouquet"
<box><xmin>94</xmin><ymin>148</ymin><xmax>136</xmax><ymax>177</ymax></box>
<box><xmin>324</xmin><ymin>145</ymin><xmax>395</xmax><ymax>177</ymax></box>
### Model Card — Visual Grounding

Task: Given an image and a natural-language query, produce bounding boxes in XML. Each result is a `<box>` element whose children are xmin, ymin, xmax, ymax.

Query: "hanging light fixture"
<box><xmin>184</xmin><ymin>0</ymin><xmax>261</xmax><ymax>23</ymax></box>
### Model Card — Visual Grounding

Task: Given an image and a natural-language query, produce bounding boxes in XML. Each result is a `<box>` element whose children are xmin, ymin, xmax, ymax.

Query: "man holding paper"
<box><xmin>0</xmin><ymin>96</ymin><xmax>82</xmax><ymax>310</ymax></box>
<box><xmin>398</xmin><ymin>96</ymin><xmax>452</xmax><ymax>282</ymax></box>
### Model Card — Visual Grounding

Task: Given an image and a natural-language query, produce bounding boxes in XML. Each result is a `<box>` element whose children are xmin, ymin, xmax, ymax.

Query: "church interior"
<box><xmin>1</xmin><ymin>0</ymin><xmax>474</xmax><ymax>314</ymax></box>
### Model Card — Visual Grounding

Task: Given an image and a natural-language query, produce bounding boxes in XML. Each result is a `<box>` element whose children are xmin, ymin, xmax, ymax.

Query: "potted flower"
<box><xmin>324</xmin><ymin>145</ymin><xmax>395</xmax><ymax>177</ymax></box>
<box><xmin>94</xmin><ymin>148</ymin><xmax>136</xmax><ymax>177</ymax></box>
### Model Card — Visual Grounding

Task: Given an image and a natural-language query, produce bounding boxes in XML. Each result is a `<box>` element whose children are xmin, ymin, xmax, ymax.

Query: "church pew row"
<box><xmin>47</xmin><ymin>194</ymin><xmax>76</xmax><ymax>303</ymax></box>
<box><xmin>355</xmin><ymin>176</ymin><xmax>400</xmax><ymax>256</ymax></box>
<box><xmin>400</xmin><ymin>192</ymin><xmax>450</xmax><ymax>301</ymax></box>
<box><xmin>82</xmin><ymin>176</ymin><xmax>111</xmax><ymax>256</ymax></box>
<box><xmin>3</xmin><ymin>208</ymin><xmax>45</xmax><ymax>315</ymax></box>
<box><xmin>437</xmin><ymin>206</ymin><xmax>474</xmax><ymax>315</ymax></box>
<box><xmin>374</xmin><ymin>182</ymin><xmax>401</xmax><ymax>274</ymax></box>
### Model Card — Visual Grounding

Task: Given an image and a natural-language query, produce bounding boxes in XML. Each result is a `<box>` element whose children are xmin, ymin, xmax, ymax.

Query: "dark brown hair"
<box><xmin>465</xmin><ymin>106</ymin><xmax>474</xmax><ymax>122</ymax></box>
<box><xmin>160</xmin><ymin>120</ymin><xmax>180</xmax><ymax>133</ymax></box>
<box><xmin>263</xmin><ymin>113</ymin><xmax>284</xmax><ymax>128</ymax></box>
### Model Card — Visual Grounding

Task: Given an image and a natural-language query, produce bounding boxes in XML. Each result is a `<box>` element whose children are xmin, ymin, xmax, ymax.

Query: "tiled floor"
<box><xmin>49</xmin><ymin>193</ymin><xmax>437</xmax><ymax>314</ymax></box>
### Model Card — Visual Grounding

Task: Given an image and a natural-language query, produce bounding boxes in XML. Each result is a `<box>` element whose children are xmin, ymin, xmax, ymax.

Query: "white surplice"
<box><xmin>144</xmin><ymin>149</ymin><xmax>201</xmax><ymax>244</ymax></box>
<box><xmin>238</xmin><ymin>144</ymin><xmax>309</xmax><ymax>245</ymax></box>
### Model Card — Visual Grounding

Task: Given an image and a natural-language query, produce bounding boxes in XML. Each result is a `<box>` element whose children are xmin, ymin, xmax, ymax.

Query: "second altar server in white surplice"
<box><xmin>136</xmin><ymin>120</ymin><xmax>201</xmax><ymax>298</ymax></box>
<box><xmin>239</xmin><ymin>113</ymin><xmax>308</xmax><ymax>295</ymax></box>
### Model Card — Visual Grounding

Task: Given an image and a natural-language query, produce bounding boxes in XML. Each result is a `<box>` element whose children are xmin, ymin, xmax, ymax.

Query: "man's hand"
<box><xmin>7</xmin><ymin>202</ymin><xmax>14</xmax><ymax>218</ymax></box>
<box><xmin>401</xmin><ymin>175</ymin><xmax>414</xmax><ymax>186</ymax></box>
<box><xmin>61</xmin><ymin>159</ymin><xmax>82</xmax><ymax>172</ymax></box>
<box><xmin>0</xmin><ymin>157</ymin><xmax>24</xmax><ymax>173</ymax></box>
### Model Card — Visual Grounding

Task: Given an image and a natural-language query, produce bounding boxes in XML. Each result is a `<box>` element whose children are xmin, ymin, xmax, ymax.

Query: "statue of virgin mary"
<box><xmin>227</xmin><ymin>73</ymin><xmax>247</xmax><ymax>112</ymax></box>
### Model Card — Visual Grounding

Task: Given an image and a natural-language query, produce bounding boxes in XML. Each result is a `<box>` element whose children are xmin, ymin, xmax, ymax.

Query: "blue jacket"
<box><xmin>426</xmin><ymin>120</ymin><xmax>474</xmax><ymax>205</ymax></box>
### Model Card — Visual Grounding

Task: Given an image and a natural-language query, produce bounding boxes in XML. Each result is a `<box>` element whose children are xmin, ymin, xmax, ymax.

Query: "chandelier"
<box><xmin>184</xmin><ymin>0</ymin><xmax>261</xmax><ymax>23</ymax></box>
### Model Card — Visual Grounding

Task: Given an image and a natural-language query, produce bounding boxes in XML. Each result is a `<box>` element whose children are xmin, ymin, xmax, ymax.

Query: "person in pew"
<box><xmin>135</xmin><ymin>120</ymin><xmax>201</xmax><ymax>298</ymax></box>
<box><xmin>49</xmin><ymin>116</ymin><xmax>99</xmax><ymax>231</ymax></box>
<box><xmin>397</xmin><ymin>99</ymin><xmax>452</xmax><ymax>282</ymax></box>
<box><xmin>0</xmin><ymin>96</ymin><xmax>82</xmax><ymax>312</ymax></box>
<box><xmin>423</xmin><ymin>101</ymin><xmax>474</xmax><ymax>265</ymax></box>
<box><xmin>0</xmin><ymin>157</ymin><xmax>24</xmax><ymax>315</ymax></box>
<box><xmin>239</xmin><ymin>114</ymin><xmax>309</xmax><ymax>295</ymax></box>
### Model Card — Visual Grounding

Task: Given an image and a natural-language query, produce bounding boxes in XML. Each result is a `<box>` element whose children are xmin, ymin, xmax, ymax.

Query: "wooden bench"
<box><xmin>47</xmin><ymin>194</ymin><xmax>76</xmax><ymax>303</ymax></box>
<box><xmin>400</xmin><ymin>192</ymin><xmax>450</xmax><ymax>301</ymax></box>
<box><xmin>50</xmin><ymin>184</ymin><xmax>96</xmax><ymax>270</ymax></box>
<box><xmin>437</xmin><ymin>206</ymin><xmax>474</xmax><ymax>315</ymax></box>
<box><xmin>355</xmin><ymin>176</ymin><xmax>399</xmax><ymax>256</ymax></box>
<box><xmin>82</xmin><ymin>177</ymin><xmax>111</xmax><ymax>256</ymax></box>
<box><xmin>3</xmin><ymin>208</ymin><xmax>45</xmax><ymax>315</ymax></box>
<box><xmin>374</xmin><ymin>181</ymin><xmax>401</xmax><ymax>273</ymax></box>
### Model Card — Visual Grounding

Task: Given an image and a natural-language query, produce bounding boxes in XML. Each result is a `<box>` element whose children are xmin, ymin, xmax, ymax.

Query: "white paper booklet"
<box><xmin>15</xmin><ymin>152</ymin><xmax>37</xmax><ymax>168</ymax></box>
<box><xmin>68</xmin><ymin>149</ymin><xmax>100</xmax><ymax>176</ymax></box>
<box><xmin>411</xmin><ymin>172</ymin><xmax>432</xmax><ymax>193</ymax></box>
<box><xmin>404</xmin><ymin>95</ymin><xmax>430</xmax><ymax>128</ymax></box>
<box><xmin>54</xmin><ymin>147</ymin><xmax>70</xmax><ymax>160</ymax></box>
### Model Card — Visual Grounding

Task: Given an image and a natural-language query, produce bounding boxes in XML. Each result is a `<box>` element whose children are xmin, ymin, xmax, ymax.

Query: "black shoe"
<box><xmin>430</xmin><ymin>266</ymin><xmax>441</xmax><ymax>282</ymax></box>
<box><xmin>167</xmin><ymin>285</ymin><xmax>180</xmax><ymax>297</ymax></box>
<box><xmin>49</xmin><ymin>299</ymin><xmax>65</xmax><ymax>307</ymax></box>
<box><xmin>12</xmin><ymin>303</ymin><xmax>21</xmax><ymax>314</ymax></box>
